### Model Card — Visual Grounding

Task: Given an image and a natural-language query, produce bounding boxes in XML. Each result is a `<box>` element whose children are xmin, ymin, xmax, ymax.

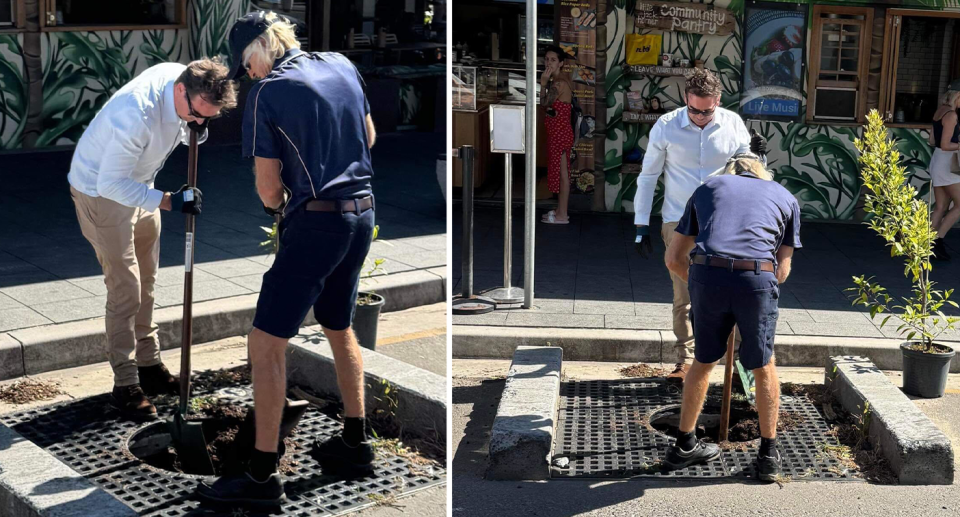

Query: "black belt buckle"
<box><xmin>726</xmin><ymin>257</ymin><xmax>734</xmax><ymax>272</ymax></box>
<box><xmin>754</xmin><ymin>260</ymin><xmax>761</xmax><ymax>275</ymax></box>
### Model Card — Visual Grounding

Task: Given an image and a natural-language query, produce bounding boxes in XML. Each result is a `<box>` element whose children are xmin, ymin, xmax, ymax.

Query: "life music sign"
<box><xmin>634</xmin><ymin>1</ymin><xmax>734</xmax><ymax>36</ymax></box>
<box><xmin>556</xmin><ymin>0</ymin><xmax>598</xmax><ymax>194</ymax></box>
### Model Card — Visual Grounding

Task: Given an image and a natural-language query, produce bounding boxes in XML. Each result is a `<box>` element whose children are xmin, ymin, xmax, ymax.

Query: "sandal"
<box><xmin>540</xmin><ymin>210</ymin><xmax>556</xmax><ymax>222</ymax></box>
<box><xmin>542</xmin><ymin>212</ymin><xmax>569</xmax><ymax>224</ymax></box>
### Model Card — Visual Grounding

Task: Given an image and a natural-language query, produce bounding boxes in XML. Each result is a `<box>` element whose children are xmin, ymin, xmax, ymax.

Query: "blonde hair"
<box><xmin>724</xmin><ymin>154</ymin><xmax>773</xmax><ymax>181</ymax></box>
<box><xmin>242</xmin><ymin>12</ymin><xmax>300</xmax><ymax>69</ymax></box>
<box><xmin>940</xmin><ymin>90</ymin><xmax>960</xmax><ymax>109</ymax></box>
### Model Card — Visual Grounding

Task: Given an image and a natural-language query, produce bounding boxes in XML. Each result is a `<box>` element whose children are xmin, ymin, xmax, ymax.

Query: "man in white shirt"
<box><xmin>632</xmin><ymin>68</ymin><xmax>766</xmax><ymax>386</ymax></box>
<box><xmin>68</xmin><ymin>59</ymin><xmax>237</xmax><ymax>420</ymax></box>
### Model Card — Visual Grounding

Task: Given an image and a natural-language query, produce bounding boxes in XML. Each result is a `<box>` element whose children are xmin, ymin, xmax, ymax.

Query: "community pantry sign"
<box><xmin>635</xmin><ymin>1</ymin><xmax>734</xmax><ymax>36</ymax></box>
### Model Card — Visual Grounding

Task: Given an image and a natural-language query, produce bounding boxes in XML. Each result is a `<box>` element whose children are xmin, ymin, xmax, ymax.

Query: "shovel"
<box><xmin>167</xmin><ymin>128</ymin><xmax>215</xmax><ymax>475</ymax></box>
<box><xmin>718</xmin><ymin>329</ymin><xmax>736</xmax><ymax>442</ymax></box>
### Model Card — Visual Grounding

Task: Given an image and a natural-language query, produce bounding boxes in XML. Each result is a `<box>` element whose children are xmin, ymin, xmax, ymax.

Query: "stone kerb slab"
<box><xmin>486</xmin><ymin>346</ymin><xmax>563</xmax><ymax>480</ymax></box>
<box><xmin>825</xmin><ymin>355</ymin><xmax>954</xmax><ymax>485</ymax></box>
<box><xmin>0</xmin><ymin>424</ymin><xmax>136</xmax><ymax>517</ymax></box>
<box><xmin>286</xmin><ymin>331</ymin><xmax>446</xmax><ymax>438</ymax></box>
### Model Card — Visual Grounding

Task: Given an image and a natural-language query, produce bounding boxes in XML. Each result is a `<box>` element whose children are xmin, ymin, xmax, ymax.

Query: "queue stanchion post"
<box><xmin>452</xmin><ymin>145</ymin><xmax>496</xmax><ymax>315</ymax></box>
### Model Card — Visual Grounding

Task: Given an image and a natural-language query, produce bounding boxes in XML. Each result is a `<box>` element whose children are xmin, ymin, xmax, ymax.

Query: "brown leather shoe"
<box><xmin>138</xmin><ymin>363</ymin><xmax>179</xmax><ymax>397</ymax></box>
<box><xmin>111</xmin><ymin>384</ymin><xmax>158</xmax><ymax>421</ymax></box>
<box><xmin>665</xmin><ymin>363</ymin><xmax>691</xmax><ymax>386</ymax></box>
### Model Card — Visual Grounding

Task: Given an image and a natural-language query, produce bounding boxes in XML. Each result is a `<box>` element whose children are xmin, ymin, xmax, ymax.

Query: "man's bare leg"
<box><xmin>322</xmin><ymin>326</ymin><xmax>364</xmax><ymax>418</ymax></box>
<box><xmin>752</xmin><ymin>356</ymin><xmax>780</xmax><ymax>441</ymax></box>
<box><xmin>678</xmin><ymin>359</ymin><xmax>717</xmax><ymax>433</ymax></box>
<box><xmin>249</xmin><ymin>327</ymin><xmax>288</xmax><ymax>454</ymax></box>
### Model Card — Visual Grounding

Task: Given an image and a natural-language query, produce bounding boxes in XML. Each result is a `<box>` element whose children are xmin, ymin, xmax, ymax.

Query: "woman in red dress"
<box><xmin>540</xmin><ymin>46</ymin><xmax>574</xmax><ymax>224</ymax></box>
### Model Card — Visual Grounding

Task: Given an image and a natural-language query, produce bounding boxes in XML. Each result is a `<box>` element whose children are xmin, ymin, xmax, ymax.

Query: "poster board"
<box><xmin>490</xmin><ymin>104</ymin><xmax>526</xmax><ymax>154</ymax></box>
<box><xmin>635</xmin><ymin>1</ymin><xmax>735</xmax><ymax>36</ymax></box>
<box><xmin>740</xmin><ymin>2</ymin><xmax>807</xmax><ymax>121</ymax></box>
<box><xmin>556</xmin><ymin>0</ymin><xmax>598</xmax><ymax>195</ymax></box>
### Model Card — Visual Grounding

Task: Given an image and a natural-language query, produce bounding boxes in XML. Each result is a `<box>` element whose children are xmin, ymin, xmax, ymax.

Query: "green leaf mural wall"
<box><xmin>604</xmin><ymin>0</ymin><xmax>942</xmax><ymax>221</ymax></box>
<box><xmin>0</xmin><ymin>0</ymin><xmax>248</xmax><ymax>149</ymax></box>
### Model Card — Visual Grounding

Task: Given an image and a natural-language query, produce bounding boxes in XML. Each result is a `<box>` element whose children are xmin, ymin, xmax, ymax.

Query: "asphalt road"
<box><xmin>452</xmin><ymin>360</ymin><xmax>960</xmax><ymax>517</ymax></box>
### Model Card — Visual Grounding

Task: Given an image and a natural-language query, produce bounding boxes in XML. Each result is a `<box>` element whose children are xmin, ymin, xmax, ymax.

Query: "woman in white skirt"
<box><xmin>928</xmin><ymin>88</ymin><xmax>960</xmax><ymax>260</ymax></box>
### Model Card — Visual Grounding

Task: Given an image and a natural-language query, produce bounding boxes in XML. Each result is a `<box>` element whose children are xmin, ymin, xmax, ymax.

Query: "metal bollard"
<box><xmin>452</xmin><ymin>145</ymin><xmax>495</xmax><ymax>315</ymax></box>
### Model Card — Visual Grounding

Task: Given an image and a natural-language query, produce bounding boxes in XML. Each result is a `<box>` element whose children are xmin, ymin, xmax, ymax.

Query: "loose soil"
<box><xmin>650</xmin><ymin>399</ymin><xmax>806</xmax><ymax>444</ymax></box>
<box><xmin>0</xmin><ymin>378</ymin><xmax>63</xmax><ymax>405</ymax></box>
<box><xmin>776</xmin><ymin>382</ymin><xmax>897</xmax><ymax>484</ymax></box>
<box><xmin>903</xmin><ymin>343</ymin><xmax>954</xmax><ymax>354</ymax></box>
<box><xmin>618</xmin><ymin>364</ymin><xmax>669</xmax><ymax>378</ymax></box>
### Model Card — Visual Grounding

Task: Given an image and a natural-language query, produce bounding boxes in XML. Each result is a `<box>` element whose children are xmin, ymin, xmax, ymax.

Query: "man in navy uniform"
<box><xmin>198</xmin><ymin>11</ymin><xmax>378</xmax><ymax>506</ymax></box>
<box><xmin>660</xmin><ymin>152</ymin><xmax>800</xmax><ymax>483</ymax></box>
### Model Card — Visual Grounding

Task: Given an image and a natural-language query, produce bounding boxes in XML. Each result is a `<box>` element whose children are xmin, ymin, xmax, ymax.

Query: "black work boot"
<box><xmin>662</xmin><ymin>438</ymin><xmax>721</xmax><ymax>471</ymax></box>
<box><xmin>933</xmin><ymin>238</ymin><xmax>951</xmax><ymax>261</ymax></box>
<box><xmin>196</xmin><ymin>472</ymin><xmax>285</xmax><ymax>507</ymax></box>
<box><xmin>110</xmin><ymin>384</ymin><xmax>158</xmax><ymax>421</ymax></box>
<box><xmin>757</xmin><ymin>448</ymin><xmax>783</xmax><ymax>482</ymax></box>
<box><xmin>138</xmin><ymin>363</ymin><xmax>179</xmax><ymax>397</ymax></box>
<box><xmin>313</xmin><ymin>434</ymin><xmax>375</xmax><ymax>471</ymax></box>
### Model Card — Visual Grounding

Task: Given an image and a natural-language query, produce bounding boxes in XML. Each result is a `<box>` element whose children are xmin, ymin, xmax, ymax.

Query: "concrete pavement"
<box><xmin>452</xmin><ymin>208</ymin><xmax>960</xmax><ymax>342</ymax></box>
<box><xmin>0</xmin><ymin>132</ymin><xmax>446</xmax><ymax>334</ymax></box>
<box><xmin>452</xmin><ymin>358</ymin><xmax>960</xmax><ymax>516</ymax></box>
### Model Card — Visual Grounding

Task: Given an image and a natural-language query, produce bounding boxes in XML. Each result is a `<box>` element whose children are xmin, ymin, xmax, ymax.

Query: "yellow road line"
<box><xmin>944</xmin><ymin>389</ymin><xmax>960</xmax><ymax>394</ymax></box>
<box><xmin>377</xmin><ymin>328</ymin><xmax>446</xmax><ymax>347</ymax></box>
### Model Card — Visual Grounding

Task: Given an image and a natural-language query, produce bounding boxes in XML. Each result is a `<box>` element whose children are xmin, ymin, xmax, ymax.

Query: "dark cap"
<box><xmin>227</xmin><ymin>10</ymin><xmax>273</xmax><ymax>81</ymax></box>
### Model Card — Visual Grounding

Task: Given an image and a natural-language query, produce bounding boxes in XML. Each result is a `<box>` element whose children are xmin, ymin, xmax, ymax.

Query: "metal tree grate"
<box><xmin>551</xmin><ymin>379</ymin><xmax>860</xmax><ymax>481</ymax></box>
<box><xmin>0</xmin><ymin>383</ymin><xmax>445</xmax><ymax>516</ymax></box>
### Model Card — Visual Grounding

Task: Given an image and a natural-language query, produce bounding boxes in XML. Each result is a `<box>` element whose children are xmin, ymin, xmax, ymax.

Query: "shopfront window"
<box><xmin>807</xmin><ymin>5</ymin><xmax>873</xmax><ymax>123</ymax></box>
<box><xmin>878</xmin><ymin>9</ymin><xmax>960</xmax><ymax>127</ymax></box>
<box><xmin>0</xmin><ymin>0</ymin><xmax>14</xmax><ymax>26</ymax></box>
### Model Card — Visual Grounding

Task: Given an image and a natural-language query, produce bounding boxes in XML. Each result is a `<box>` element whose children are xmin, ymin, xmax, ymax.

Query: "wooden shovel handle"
<box><xmin>718</xmin><ymin>328</ymin><xmax>736</xmax><ymax>443</ymax></box>
<box><xmin>179</xmin><ymin>130</ymin><xmax>199</xmax><ymax>416</ymax></box>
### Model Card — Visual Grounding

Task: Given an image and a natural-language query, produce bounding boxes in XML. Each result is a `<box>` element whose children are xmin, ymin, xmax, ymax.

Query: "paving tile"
<box><xmin>0</xmin><ymin>292</ymin><xmax>24</xmax><ymax>310</ymax></box>
<box><xmin>194</xmin><ymin>258</ymin><xmax>271</xmax><ymax>279</ymax></box>
<box><xmin>503</xmin><ymin>312</ymin><xmax>604</xmax><ymax>328</ymax></box>
<box><xmin>30</xmin><ymin>296</ymin><xmax>107</xmax><ymax>323</ymax></box>
<box><xmin>227</xmin><ymin>273</ymin><xmax>265</xmax><ymax>293</ymax></box>
<box><xmin>574</xmin><ymin>300</ymin><xmax>636</xmax><ymax>315</ymax></box>
<box><xmin>0</xmin><ymin>307</ymin><xmax>53</xmax><ymax>332</ymax></box>
<box><xmin>787</xmin><ymin>322</ymin><xmax>884</xmax><ymax>338</ymax></box>
<box><xmin>452</xmin><ymin>312</ymin><xmax>508</xmax><ymax>326</ymax></box>
<box><xmin>0</xmin><ymin>280</ymin><xmax>94</xmax><ymax>307</ymax></box>
<box><xmin>805</xmin><ymin>309</ymin><xmax>874</xmax><ymax>325</ymax></box>
<box><xmin>153</xmin><ymin>278</ymin><xmax>253</xmax><ymax>308</ymax></box>
<box><xmin>605</xmin><ymin>315</ymin><xmax>672</xmax><ymax>330</ymax></box>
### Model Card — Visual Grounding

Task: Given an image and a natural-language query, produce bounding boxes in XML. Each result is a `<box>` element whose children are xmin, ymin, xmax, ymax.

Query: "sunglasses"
<box><xmin>184</xmin><ymin>89</ymin><xmax>221</xmax><ymax>121</ymax></box>
<box><xmin>687</xmin><ymin>106</ymin><xmax>716</xmax><ymax>117</ymax></box>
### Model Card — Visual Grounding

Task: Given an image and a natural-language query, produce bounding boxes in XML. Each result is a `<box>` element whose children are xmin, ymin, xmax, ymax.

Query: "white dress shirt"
<box><xmin>632</xmin><ymin>106</ymin><xmax>752</xmax><ymax>226</ymax></box>
<box><xmin>68</xmin><ymin>63</ymin><xmax>206</xmax><ymax>212</ymax></box>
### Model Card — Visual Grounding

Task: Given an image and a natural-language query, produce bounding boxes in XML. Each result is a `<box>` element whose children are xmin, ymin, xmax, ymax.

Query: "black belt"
<box><xmin>692</xmin><ymin>254</ymin><xmax>775</xmax><ymax>273</ymax></box>
<box><xmin>304</xmin><ymin>196</ymin><xmax>373</xmax><ymax>213</ymax></box>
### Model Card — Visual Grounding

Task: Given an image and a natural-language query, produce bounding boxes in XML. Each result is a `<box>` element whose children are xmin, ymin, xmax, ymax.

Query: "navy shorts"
<box><xmin>687</xmin><ymin>263</ymin><xmax>779</xmax><ymax>370</ymax></box>
<box><xmin>252</xmin><ymin>206</ymin><xmax>375</xmax><ymax>339</ymax></box>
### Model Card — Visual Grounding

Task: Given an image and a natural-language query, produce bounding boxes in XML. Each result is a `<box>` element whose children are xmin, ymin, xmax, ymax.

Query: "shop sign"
<box><xmin>634</xmin><ymin>1</ymin><xmax>734</xmax><ymax>36</ymax></box>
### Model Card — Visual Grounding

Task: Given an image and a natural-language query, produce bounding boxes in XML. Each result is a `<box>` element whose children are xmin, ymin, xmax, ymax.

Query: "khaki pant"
<box><xmin>661</xmin><ymin>221</ymin><xmax>695</xmax><ymax>364</ymax></box>
<box><xmin>71</xmin><ymin>186</ymin><xmax>161</xmax><ymax>386</ymax></box>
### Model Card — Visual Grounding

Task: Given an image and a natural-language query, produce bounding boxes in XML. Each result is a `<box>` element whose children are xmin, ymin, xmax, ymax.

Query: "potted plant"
<box><xmin>260</xmin><ymin>222</ymin><xmax>387</xmax><ymax>350</ymax></box>
<box><xmin>849</xmin><ymin>110</ymin><xmax>958</xmax><ymax>398</ymax></box>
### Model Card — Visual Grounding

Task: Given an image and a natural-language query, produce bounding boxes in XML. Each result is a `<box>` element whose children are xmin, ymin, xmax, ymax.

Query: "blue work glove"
<box><xmin>170</xmin><ymin>184</ymin><xmax>202</xmax><ymax>215</ymax></box>
<box><xmin>749</xmin><ymin>129</ymin><xmax>767</xmax><ymax>157</ymax></box>
<box><xmin>635</xmin><ymin>226</ymin><xmax>653</xmax><ymax>260</ymax></box>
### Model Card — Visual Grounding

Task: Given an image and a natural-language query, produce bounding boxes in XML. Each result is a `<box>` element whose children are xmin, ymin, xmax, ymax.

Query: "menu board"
<box><xmin>556</xmin><ymin>0</ymin><xmax>598</xmax><ymax>195</ymax></box>
<box><xmin>741</xmin><ymin>2</ymin><xmax>806</xmax><ymax>121</ymax></box>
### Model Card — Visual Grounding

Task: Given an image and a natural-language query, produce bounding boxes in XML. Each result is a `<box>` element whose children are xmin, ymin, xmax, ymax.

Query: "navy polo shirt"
<box><xmin>675</xmin><ymin>173</ymin><xmax>802</xmax><ymax>264</ymax></box>
<box><xmin>242</xmin><ymin>49</ymin><xmax>373</xmax><ymax>215</ymax></box>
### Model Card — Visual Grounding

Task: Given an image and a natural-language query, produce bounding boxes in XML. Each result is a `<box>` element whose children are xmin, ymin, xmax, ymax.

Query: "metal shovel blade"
<box><xmin>169</xmin><ymin>412</ymin><xmax>215</xmax><ymax>475</ymax></box>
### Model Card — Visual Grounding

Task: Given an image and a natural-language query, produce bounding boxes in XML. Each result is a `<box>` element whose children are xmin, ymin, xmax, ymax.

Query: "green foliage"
<box><xmin>849</xmin><ymin>111</ymin><xmax>959</xmax><ymax>351</ymax></box>
<box><xmin>0</xmin><ymin>35</ymin><xmax>27</xmax><ymax>148</ymax></box>
<box><xmin>191</xmin><ymin>0</ymin><xmax>249</xmax><ymax>60</ymax></box>
<box><xmin>140</xmin><ymin>30</ymin><xmax>183</xmax><ymax>67</ymax></box>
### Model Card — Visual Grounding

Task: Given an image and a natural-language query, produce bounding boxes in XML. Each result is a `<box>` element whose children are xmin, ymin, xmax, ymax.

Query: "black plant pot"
<box><xmin>901</xmin><ymin>341</ymin><xmax>956</xmax><ymax>398</ymax></box>
<box><xmin>354</xmin><ymin>292</ymin><xmax>385</xmax><ymax>350</ymax></box>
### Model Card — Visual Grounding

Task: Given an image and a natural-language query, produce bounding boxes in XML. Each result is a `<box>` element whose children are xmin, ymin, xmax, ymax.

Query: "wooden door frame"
<box><xmin>806</xmin><ymin>4</ymin><xmax>874</xmax><ymax>124</ymax></box>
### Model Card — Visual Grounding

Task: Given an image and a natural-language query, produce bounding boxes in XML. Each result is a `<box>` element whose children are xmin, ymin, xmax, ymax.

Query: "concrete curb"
<box><xmin>0</xmin><ymin>425</ymin><xmax>136</xmax><ymax>517</ymax></box>
<box><xmin>0</xmin><ymin>269</ymin><xmax>446</xmax><ymax>381</ymax></box>
<box><xmin>286</xmin><ymin>329</ymin><xmax>446</xmax><ymax>439</ymax></box>
<box><xmin>486</xmin><ymin>346</ymin><xmax>562</xmax><ymax>480</ymax></box>
<box><xmin>825</xmin><ymin>355</ymin><xmax>954</xmax><ymax>485</ymax></box>
<box><xmin>451</xmin><ymin>325</ymin><xmax>960</xmax><ymax>372</ymax></box>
